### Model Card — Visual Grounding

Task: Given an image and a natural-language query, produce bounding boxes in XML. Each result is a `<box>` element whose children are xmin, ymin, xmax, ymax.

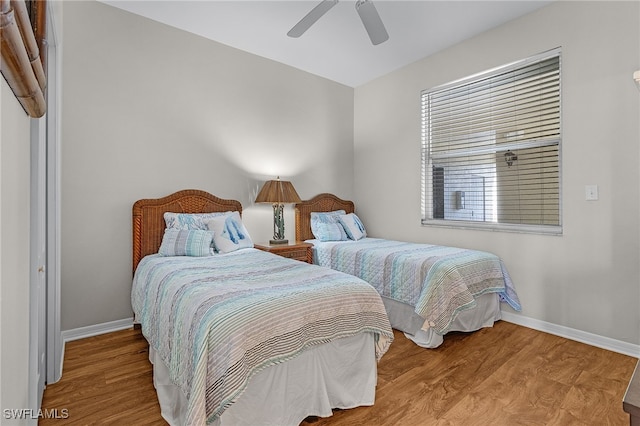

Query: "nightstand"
<box><xmin>254</xmin><ymin>241</ymin><xmax>313</xmax><ymax>264</ymax></box>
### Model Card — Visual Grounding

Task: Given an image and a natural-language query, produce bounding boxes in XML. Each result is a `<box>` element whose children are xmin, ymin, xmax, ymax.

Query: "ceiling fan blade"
<box><xmin>287</xmin><ymin>0</ymin><xmax>339</xmax><ymax>38</ymax></box>
<box><xmin>355</xmin><ymin>0</ymin><xmax>389</xmax><ymax>45</ymax></box>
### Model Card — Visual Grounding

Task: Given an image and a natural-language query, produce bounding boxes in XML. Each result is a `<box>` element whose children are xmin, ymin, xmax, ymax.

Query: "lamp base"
<box><xmin>269</xmin><ymin>239</ymin><xmax>289</xmax><ymax>245</ymax></box>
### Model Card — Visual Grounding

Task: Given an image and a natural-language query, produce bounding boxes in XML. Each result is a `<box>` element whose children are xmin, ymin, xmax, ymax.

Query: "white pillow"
<box><xmin>338</xmin><ymin>213</ymin><xmax>367</xmax><ymax>240</ymax></box>
<box><xmin>206</xmin><ymin>212</ymin><xmax>254</xmax><ymax>253</ymax></box>
<box><xmin>158</xmin><ymin>229</ymin><xmax>214</xmax><ymax>257</ymax></box>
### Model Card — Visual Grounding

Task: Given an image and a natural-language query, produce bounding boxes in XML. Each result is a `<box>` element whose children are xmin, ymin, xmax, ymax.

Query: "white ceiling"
<box><xmin>100</xmin><ymin>0</ymin><xmax>552</xmax><ymax>87</ymax></box>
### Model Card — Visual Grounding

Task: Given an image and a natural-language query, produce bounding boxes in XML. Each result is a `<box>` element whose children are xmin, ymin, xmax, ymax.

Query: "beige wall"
<box><xmin>1</xmin><ymin>80</ymin><xmax>32</xmax><ymax>421</ymax></box>
<box><xmin>354</xmin><ymin>1</ymin><xmax>640</xmax><ymax>345</ymax></box>
<box><xmin>62</xmin><ymin>1</ymin><xmax>640</xmax><ymax>348</ymax></box>
<box><xmin>60</xmin><ymin>1</ymin><xmax>355</xmax><ymax>330</ymax></box>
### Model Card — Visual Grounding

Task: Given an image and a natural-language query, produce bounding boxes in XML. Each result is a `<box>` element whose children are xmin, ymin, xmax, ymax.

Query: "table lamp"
<box><xmin>255</xmin><ymin>177</ymin><xmax>301</xmax><ymax>244</ymax></box>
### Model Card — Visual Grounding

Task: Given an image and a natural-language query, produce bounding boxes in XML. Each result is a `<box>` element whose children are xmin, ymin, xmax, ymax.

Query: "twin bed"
<box><xmin>131</xmin><ymin>190</ymin><xmax>393</xmax><ymax>426</ymax></box>
<box><xmin>132</xmin><ymin>189</ymin><xmax>520</xmax><ymax>425</ymax></box>
<box><xmin>295</xmin><ymin>193</ymin><xmax>521</xmax><ymax>349</ymax></box>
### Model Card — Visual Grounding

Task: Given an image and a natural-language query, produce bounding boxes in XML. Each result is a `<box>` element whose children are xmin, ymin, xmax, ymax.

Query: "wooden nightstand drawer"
<box><xmin>254</xmin><ymin>242</ymin><xmax>313</xmax><ymax>264</ymax></box>
<box><xmin>279</xmin><ymin>249</ymin><xmax>308</xmax><ymax>261</ymax></box>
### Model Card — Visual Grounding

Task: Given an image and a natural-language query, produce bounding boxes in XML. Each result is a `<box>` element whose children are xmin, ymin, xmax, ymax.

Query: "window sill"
<box><xmin>421</xmin><ymin>219</ymin><xmax>562</xmax><ymax>236</ymax></box>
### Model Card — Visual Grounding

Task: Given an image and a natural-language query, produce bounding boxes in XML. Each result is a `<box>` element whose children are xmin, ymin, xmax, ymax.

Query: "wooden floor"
<box><xmin>40</xmin><ymin>321</ymin><xmax>637</xmax><ymax>425</ymax></box>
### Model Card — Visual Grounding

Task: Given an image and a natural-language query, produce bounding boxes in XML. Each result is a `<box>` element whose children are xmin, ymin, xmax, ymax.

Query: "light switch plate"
<box><xmin>585</xmin><ymin>185</ymin><xmax>599</xmax><ymax>201</ymax></box>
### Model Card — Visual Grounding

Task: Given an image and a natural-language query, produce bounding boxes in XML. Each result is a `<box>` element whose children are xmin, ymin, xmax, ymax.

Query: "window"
<box><xmin>421</xmin><ymin>49</ymin><xmax>561</xmax><ymax>234</ymax></box>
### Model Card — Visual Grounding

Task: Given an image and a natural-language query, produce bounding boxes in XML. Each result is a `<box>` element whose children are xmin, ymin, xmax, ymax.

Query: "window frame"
<box><xmin>420</xmin><ymin>48</ymin><xmax>563</xmax><ymax>235</ymax></box>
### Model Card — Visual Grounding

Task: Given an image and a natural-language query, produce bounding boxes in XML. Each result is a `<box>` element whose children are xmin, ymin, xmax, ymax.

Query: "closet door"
<box><xmin>46</xmin><ymin>1</ymin><xmax>64</xmax><ymax>384</ymax></box>
<box><xmin>46</xmin><ymin>7</ymin><xmax>62</xmax><ymax>384</ymax></box>
<box><xmin>29</xmin><ymin>110</ymin><xmax>47</xmax><ymax>410</ymax></box>
<box><xmin>29</xmin><ymin>3</ymin><xmax>62</xmax><ymax>411</ymax></box>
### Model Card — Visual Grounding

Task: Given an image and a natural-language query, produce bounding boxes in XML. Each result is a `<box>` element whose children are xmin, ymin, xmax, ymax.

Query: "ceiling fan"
<box><xmin>287</xmin><ymin>0</ymin><xmax>389</xmax><ymax>46</ymax></box>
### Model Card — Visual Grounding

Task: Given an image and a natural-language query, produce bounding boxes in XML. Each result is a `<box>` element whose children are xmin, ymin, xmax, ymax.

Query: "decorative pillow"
<box><xmin>158</xmin><ymin>229</ymin><xmax>214</xmax><ymax>257</ymax></box>
<box><xmin>338</xmin><ymin>213</ymin><xmax>367</xmax><ymax>240</ymax></box>
<box><xmin>164</xmin><ymin>211</ymin><xmax>233</xmax><ymax>230</ymax></box>
<box><xmin>206</xmin><ymin>211</ymin><xmax>254</xmax><ymax>254</ymax></box>
<box><xmin>310</xmin><ymin>210</ymin><xmax>348</xmax><ymax>242</ymax></box>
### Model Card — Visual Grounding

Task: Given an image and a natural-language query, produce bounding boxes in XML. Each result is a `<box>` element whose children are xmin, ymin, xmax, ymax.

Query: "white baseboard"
<box><xmin>501</xmin><ymin>311</ymin><xmax>640</xmax><ymax>359</ymax></box>
<box><xmin>59</xmin><ymin>314</ymin><xmax>639</xmax><ymax>360</ymax></box>
<box><xmin>61</xmin><ymin>317</ymin><xmax>134</xmax><ymax>343</ymax></box>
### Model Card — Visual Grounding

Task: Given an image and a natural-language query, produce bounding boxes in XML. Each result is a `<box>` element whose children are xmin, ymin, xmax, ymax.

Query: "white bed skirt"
<box><xmin>149</xmin><ymin>333</ymin><xmax>377</xmax><ymax>426</ymax></box>
<box><xmin>382</xmin><ymin>293</ymin><xmax>501</xmax><ymax>348</ymax></box>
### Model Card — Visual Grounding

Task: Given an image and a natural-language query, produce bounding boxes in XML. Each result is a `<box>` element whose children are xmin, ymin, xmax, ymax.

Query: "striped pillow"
<box><xmin>164</xmin><ymin>211</ymin><xmax>233</xmax><ymax>230</ymax></box>
<box><xmin>158</xmin><ymin>229</ymin><xmax>214</xmax><ymax>257</ymax></box>
<box><xmin>311</xmin><ymin>210</ymin><xmax>348</xmax><ymax>241</ymax></box>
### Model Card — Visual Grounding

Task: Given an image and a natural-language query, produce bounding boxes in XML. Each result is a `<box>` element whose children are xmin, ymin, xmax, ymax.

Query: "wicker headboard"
<box><xmin>295</xmin><ymin>193</ymin><xmax>355</xmax><ymax>242</ymax></box>
<box><xmin>132</xmin><ymin>189</ymin><xmax>242</xmax><ymax>274</ymax></box>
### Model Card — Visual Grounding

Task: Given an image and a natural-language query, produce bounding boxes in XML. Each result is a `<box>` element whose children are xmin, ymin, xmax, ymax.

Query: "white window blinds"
<box><xmin>421</xmin><ymin>49</ymin><xmax>561</xmax><ymax>233</ymax></box>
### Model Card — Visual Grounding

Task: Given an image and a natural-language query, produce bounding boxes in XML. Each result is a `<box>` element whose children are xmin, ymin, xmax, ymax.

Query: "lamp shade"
<box><xmin>255</xmin><ymin>178</ymin><xmax>301</xmax><ymax>204</ymax></box>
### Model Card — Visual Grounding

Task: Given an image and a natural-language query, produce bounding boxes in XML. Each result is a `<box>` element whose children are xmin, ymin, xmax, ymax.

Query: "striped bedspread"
<box><xmin>312</xmin><ymin>238</ymin><xmax>521</xmax><ymax>334</ymax></box>
<box><xmin>132</xmin><ymin>248</ymin><xmax>393</xmax><ymax>425</ymax></box>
